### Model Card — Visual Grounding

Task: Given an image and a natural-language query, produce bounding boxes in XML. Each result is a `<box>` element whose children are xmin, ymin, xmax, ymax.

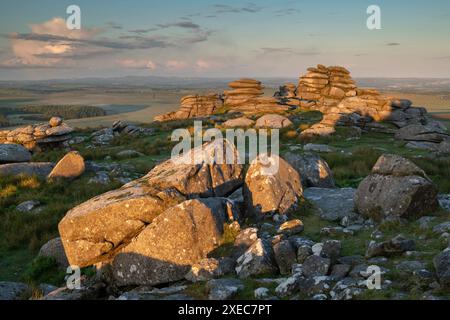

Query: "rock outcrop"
<box><xmin>297</xmin><ymin>65</ymin><xmax>440</xmax><ymax>138</ymax></box>
<box><xmin>355</xmin><ymin>154</ymin><xmax>439</xmax><ymax>221</ymax></box>
<box><xmin>0</xmin><ymin>119</ymin><xmax>74</xmax><ymax>150</ymax></box>
<box><xmin>395</xmin><ymin>123</ymin><xmax>450</xmax><ymax>153</ymax></box>
<box><xmin>154</xmin><ymin>94</ymin><xmax>223</xmax><ymax>121</ymax></box>
<box><xmin>59</xmin><ymin>138</ymin><xmax>243</xmax><ymax>268</ymax></box>
<box><xmin>91</xmin><ymin>121</ymin><xmax>155</xmax><ymax>145</ymax></box>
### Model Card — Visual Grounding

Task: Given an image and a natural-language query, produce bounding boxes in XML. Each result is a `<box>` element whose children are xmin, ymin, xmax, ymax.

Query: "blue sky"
<box><xmin>0</xmin><ymin>0</ymin><xmax>449</xmax><ymax>80</ymax></box>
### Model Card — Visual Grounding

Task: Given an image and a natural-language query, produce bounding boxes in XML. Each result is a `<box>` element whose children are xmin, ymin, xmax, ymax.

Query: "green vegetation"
<box><xmin>22</xmin><ymin>256</ymin><xmax>65</xmax><ymax>286</ymax></box>
<box><xmin>0</xmin><ymin>173</ymin><xmax>121</xmax><ymax>282</ymax></box>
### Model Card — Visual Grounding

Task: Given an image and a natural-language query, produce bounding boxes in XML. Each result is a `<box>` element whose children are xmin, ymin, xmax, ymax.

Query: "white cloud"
<box><xmin>118</xmin><ymin>59</ymin><xmax>157</xmax><ymax>70</ymax></box>
<box><xmin>166</xmin><ymin>60</ymin><xmax>187</xmax><ymax>69</ymax></box>
<box><xmin>195</xmin><ymin>59</ymin><xmax>211</xmax><ymax>69</ymax></box>
<box><xmin>5</xmin><ymin>17</ymin><xmax>100</xmax><ymax>67</ymax></box>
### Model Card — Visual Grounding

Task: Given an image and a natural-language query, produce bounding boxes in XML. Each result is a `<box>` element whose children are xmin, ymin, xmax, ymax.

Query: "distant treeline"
<box><xmin>19</xmin><ymin>105</ymin><xmax>107</xmax><ymax>120</ymax></box>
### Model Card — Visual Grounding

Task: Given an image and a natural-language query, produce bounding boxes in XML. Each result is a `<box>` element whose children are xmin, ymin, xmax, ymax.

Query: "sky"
<box><xmin>0</xmin><ymin>0</ymin><xmax>449</xmax><ymax>80</ymax></box>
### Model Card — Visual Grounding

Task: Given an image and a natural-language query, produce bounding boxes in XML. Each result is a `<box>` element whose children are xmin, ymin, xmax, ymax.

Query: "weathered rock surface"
<box><xmin>0</xmin><ymin>162</ymin><xmax>54</xmax><ymax>177</ymax></box>
<box><xmin>433</xmin><ymin>248</ymin><xmax>450</xmax><ymax>289</ymax></box>
<box><xmin>302</xmin><ymin>255</ymin><xmax>331</xmax><ymax>278</ymax></box>
<box><xmin>284</xmin><ymin>152</ymin><xmax>335</xmax><ymax>188</ymax></box>
<box><xmin>235</xmin><ymin>238</ymin><xmax>278</xmax><ymax>278</ymax></box>
<box><xmin>48</xmin><ymin>151</ymin><xmax>85</xmax><ymax>180</ymax></box>
<box><xmin>273</xmin><ymin>240</ymin><xmax>297</xmax><ymax>275</ymax></box>
<box><xmin>222</xmin><ymin>117</ymin><xmax>255</xmax><ymax>128</ymax></box>
<box><xmin>154</xmin><ymin>94</ymin><xmax>223</xmax><ymax>121</ymax></box>
<box><xmin>255</xmin><ymin>114</ymin><xmax>293</xmax><ymax>129</ymax></box>
<box><xmin>38</xmin><ymin>237</ymin><xmax>70</xmax><ymax>269</ymax></box>
<box><xmin>0</xmin><ymin>281</ymin><xmax>29</xmax><ymax>300</ymax></box>
<box><xmin>206</xmin><ymin>278</ymin><xmax>244</xmax><ymax>300</ymax></box>
<box><xmin>111</xmin><ymin>198</ymin><xmax>237</xmax><ymax>286</ymax></box>
<box><xmin>303</xmin><ymin>188</ymin><xmax>357</xmax><ymax>221</ymax></box>
<box><xmin>185</xmin><ymin>257</ymin><xmax>235</xmax><ymax>282</ymax></box>
<box><xmin>0</xmin><ymin>144</ymin><xmax>31</xmax><ymax>163</ymax></box>
<box><xmin>277</xmin><ymin>219</ymin><xmax>304</xmax><ymax>236</ymax></box>
<box><xmin>355</xmin><ymin>154</ymin><xmax>439</xmax><ymax>221</ymax></box>
<box><xmin>224</xmin><ymin>79</ymin><xmax>289</xmax><ymax>114</ymax></box>
<box><xmin>0</xmin><ymin>282</ymin><xmax>29</xmax><ymax>300</ymax></box>
<box><xmin>59</xmin><ymin>138</ymin><xmax>243</xmax><ymax>267</ymax></box>
<box><xmin>366</xmin><ymin>235</ymin><xmax>415</xmax><ymax>258</ymax></box>
<box><xmin>244</xmin><ymin>154</ymin><xmax>302</xmax><ymax>217</ymax></box>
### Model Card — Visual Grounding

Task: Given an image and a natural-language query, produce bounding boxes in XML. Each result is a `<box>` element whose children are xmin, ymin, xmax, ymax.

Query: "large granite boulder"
<box><xmin>244</xmin><ymin>154</ymin><xmax>303</xmax><ymax>217</ymax></box>
<box><xmin>223</xmin><ymin>117</ymin><xmax>255</xmax><ymax>128</ymax></box>
<box><xmin>47</xmin><ymin>151</ymin><xmax>85</xmax><ymax>180</ymax></box>
<box><xmin>59</xmin><ymin>138</ymin><xmax>243</xmax><ymax>267</ymax></box>
<box><xmin>355</xmin><ymin>154</ymin><xmax>439</xmax><ymax>221</ymax></box>
<box><xmin>0</xmin><ymin>162</ymin><xmax>54</xmax><ymax>178</ymax></box>
<box><xmin>284</xmin><ymin>152</ymin><xmax>335</xmax><ymax>188</ymax></box>
<box><xmin>0</xmin><ymin>144</ymin><xmax>31</xmax><ymax>164</ymax></box>
<box><xmin>111</xmin><ymin>198</ymin><xmax>238</xmax><ymax>286</ymax></box>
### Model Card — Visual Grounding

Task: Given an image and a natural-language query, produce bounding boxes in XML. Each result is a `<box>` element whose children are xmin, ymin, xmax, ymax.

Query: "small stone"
<box><xmin>49</xmin><ymin>117</ymin><xmax>63</xmax><ymax>127</ymax></box>
<box><xmin>303</xmin><ymin>143</ymin><xmax>334</xmax><ymax>153</ymax></box>
<box><xmin>275</xmin><ymin>273</ymin><xmax>303</xmax><ymax>297</ymax></box>
<box><xmin>366</xmin><ymin>235</ymin><xmax>415</xmax><ymax>258</ymax></box>
<box><xmin>312</xmin><ymin>243</ymin><xmax>323</xmax><ymax>256</ymax></box>
<box><xmin>277</xmin><ymin>219</ymin><xmax>304</xmax><ymax>236</ymax></box>
<box><xmin>16</xmin><ymin>200</ymin><xmax>40</xmax><ymax>213</ymax></box>
<box><xmin>254</xmin><ymin>287</ymin><xmax>270</xmax><ymax>299</ymax></box>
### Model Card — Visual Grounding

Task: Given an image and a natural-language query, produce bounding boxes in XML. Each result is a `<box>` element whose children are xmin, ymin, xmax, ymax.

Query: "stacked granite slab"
<box><xmin>297</xmin><ymin>64</ymin><xmax>357</xmax><ymax>112</ymax></box>
<box><xmin>223</xmin><ymin>78</ymin><xmax>290</xmax><ymax>114</ymax></box>
<box><xmin>0</xmin><ymin>117</ymin><xmax>74</xmax><ymax>150</ymax></box>
<box><xmin>154</xmin><ymin>94</ymin><xmax>223</xmax><ymax>121</ymax></box>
